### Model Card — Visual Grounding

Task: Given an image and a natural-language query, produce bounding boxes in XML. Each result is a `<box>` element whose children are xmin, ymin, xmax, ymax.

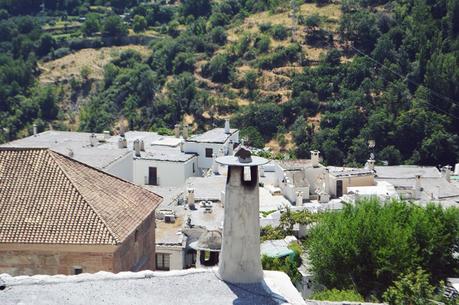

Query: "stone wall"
<box><xmin>0</xmin><ymin>213</ymin><xmax>157</xmax><ymax>276</ymax></box>
<box><xmin>0</xmin><ymin>246</ymin><xmax>115</xmax><ymax>276</ymax></box>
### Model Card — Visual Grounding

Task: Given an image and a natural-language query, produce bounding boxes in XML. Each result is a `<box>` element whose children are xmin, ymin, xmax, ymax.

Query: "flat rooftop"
<box><xmin>0</xmin><ymin>269</ymin><xmax>306</xmax><ymax>305</ymax></box>
<box><xmin>276</xmin><ymin>159</ymin><xmax>315</xmax><ymax>171</ymax></box>
<box><xmin>187</xmin><ymin>128</ymin><xmax>237</xmax><ymax>144</ymax></box>
<box><xmin>374</xmin><ymin>165</ymin><xmax>441</xmax><ymax>179</ymax></box>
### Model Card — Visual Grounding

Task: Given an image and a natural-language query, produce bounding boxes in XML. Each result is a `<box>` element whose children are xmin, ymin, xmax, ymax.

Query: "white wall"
<box><xmin>133</xmin><ymin>157</ymin><xmax>198</xmax><ymax>187</ymax></box>
<box><xmin>155</xmin><ymin>245</ymin><xmax>184</xmax><ymax>270</ymax></box>
<box><xmin>183</xmin><ymin>132</ymin><xmax>239</xmax><ymax>170</ymax></box>
<box><xmin>105</xmin><ymin>153</ymin><xmax>133</xmax><ymax>182</ymax></box>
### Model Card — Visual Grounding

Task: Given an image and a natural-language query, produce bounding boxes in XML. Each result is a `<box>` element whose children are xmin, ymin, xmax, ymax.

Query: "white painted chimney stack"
<box><xmin>367</xmin><ymin>159</ymin><xmax>375</xmax><ymax>172</ymax></box>
<box><xmin>442</xmin><ymin>165</ymin><xmax>452</xmax><ymax>183</ymax></box>
<box><xmin>228</xmin><ymin>140</ymin><xmax>234</xmax><ymax>155</ymax></box>
<box><xmin>217</xmin><ymin>148</ymin><xmax>267</xmax><ymax>284</ymax></box>
<box><xmin>212</xmin><ymin>153</ymin><xmax>219</xmax><ymax>175</ymax></box>
<box><xmin>140</xmin><ymin>140</ymin><xmax>145</xmax><ymax>152</ymax></box>
<box><xmin>187</xmin><ymin>188</ymin><xmax>195</xmax><ymax>206</ymax></box>
<box><xmin>259</xmin><ymin>165</ymin><xmax>265</xmax><ymax>177</ymax></box>
<box><xmin>174</xmin><ymin>124</ymin><xmax>180</xmax><ymax>138</ymax></box>
<box><xmin>133</xmin><ymin>139</ymin><xmax>141</xmax><ymax>157</ymax></box>
<box><xmin>224</xmin><ymin>119</ymin><xmax>230</xmax><ymax>134</ymax></box>
<box><xmin>103</xmin><ymin>130</ymin><xmax>110</xmax><ymax>140</ymax></box>
<box><xmin>89</xmin><ymin>133</ymin><xmax>97</xmax><ymax>147</ymax></box>
<box><xmin>296</xmin><ymin>191</ymin><xmax>303</xmax><ymax>206</ymax></box>
<box><xmin>33</xmin><ymin>124</ymin><xmax>37</xmax><ymax>137</ymax></box>
<box><xmin>182</xmin><ymin>124</ymin><xmax>189</xmax><ymax>140</ymax></box>
<box><xmin>455</xmin><ymin>163</ymin><xmax>459</xmax><ymax>175</ymax></box>
<box><xmin>118</xmin><ymin>136</ymin><xmax>127</xmax><ymax>149</ymax></box>
<box><xmin>415</xmin><ymin>175</ymin><xmax>422</xmax><ymax>199</ymax></box>
<box><xmin>311</xmin><ymin>150</ymin><xmax>320</xmax><ymax>167</ymax></box>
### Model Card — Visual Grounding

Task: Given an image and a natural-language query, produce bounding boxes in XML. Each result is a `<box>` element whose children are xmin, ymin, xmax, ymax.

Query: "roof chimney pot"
<box><xmin>224</xmin><ymin>119</ymin><xmax>230</xmax><ymax>134</ymax></box>
<box><xmin>133</xmin><ymin>139</ymin><xmax>141</xmax><ymax>157</ymax></box>
<box><xmin>33</xmin><ymin>124</ymin><xmax>37</xmax><ymax>137</ymax></box>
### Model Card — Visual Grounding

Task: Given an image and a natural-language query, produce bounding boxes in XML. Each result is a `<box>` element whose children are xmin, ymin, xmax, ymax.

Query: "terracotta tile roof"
<box><xmin>0</xmin><ymin>148</ymin><xmax>162</xmax><ymax>245</ymax></box>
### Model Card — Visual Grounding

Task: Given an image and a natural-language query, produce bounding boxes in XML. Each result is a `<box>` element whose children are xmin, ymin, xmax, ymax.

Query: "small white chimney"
<box><xmin>311</xmin><ymin>150</ymin><xmax>320</xmax><ymax>167</ymax></box>
<box><xmin>455</xmin><ymin>163</ymin><xmax>459</xmax><ymax>175</ymax></box>
<box><xmin>415</xmin><ymin>175</ymin><xmax>422</xmax><ymax>199</ymax></box>
<box><xmin>33</xmin><ymin>124</ymin><xmax>37</xmax><ymax>137</ymax></box>
<box><xmin>296</xmin><ymin>191</ymin><xmax>303</xmax><ymax>206</ymax></box>
<box><xmin>442</xmin><ymin>165</ymin><xmax>452</xmax><ymax>183</ymax></box>
<box><xmin>259</xmin><ymin>165</ymin><xmax>265</xmax><ymax>177</ymax></box>
<box><xmin>89</xmin><ymin>133</ymin><xmax>98</xmax><ymax>147</ymax></box>
<box><xmin>140</xmin><ymin>140</ymin><xmax>145</xmax><ymax>151</ymax></box>
<box><xmin>134</xmin><ymin>139</ymin><xmax>141</xmax><ymax>157</ymax></box>
<box><xmin>228</xmin><ymin>140</ymin><xmax>234</xmax><ymax>155</ymax></box>
<box><xmin>174</xmin><ymin>124</ymin><xmax>180</xmax><ymax>138</ymax></box>
<box><xmin>118</xmin><ymin>137</ymin><xmax>127</xmax><ymax>149</ymax></box>
<box><xmin>103</xmin><ymin>130</ymin><xmax>110</xmax><ymax>140</ymax></box>
<box><xmin>367</xmin><ymin>159</ymin><xmax>375</xmax><ymax>172</ymax></box>
<box><xmin>212</xmin><ymin>154</ymin><xmax>219</xmax><ymax>175</ymax></box>
<box><xmin>180</xmin><ymin>141</ymin><xmax>184</xmax><ymax>152</ymax></box>
<box><xmin>224</xmin><ymin>119</ymin><xmax>230</xmax><ymax>134</ymax></box>
<box><xmin>187</xmin><ymin>188</ymin><xmax>195</xmax><ymax>206</ymax></box>
<box><xmin>182</xmin><ymin>124</ymin><xmax>189</xmax><ymax>140</ymax></box>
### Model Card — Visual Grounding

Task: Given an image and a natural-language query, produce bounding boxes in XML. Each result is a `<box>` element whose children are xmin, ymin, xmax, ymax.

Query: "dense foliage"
<box><xmin>307</xmin><ymin>199</ymin><xmax>459</xmax><ymax>299</ymax></box>
<box><xmin>0</xmin><ymin>0</ymin><xmax>458</xmax><ymax>168</ymax></box>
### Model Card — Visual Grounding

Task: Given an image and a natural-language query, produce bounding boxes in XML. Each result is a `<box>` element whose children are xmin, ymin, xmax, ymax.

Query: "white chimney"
<box><xmin>228</xmin><ymin>140</ymin><xmax>234</xmax><ymax>155</ymax></box>
<box><xmin>212</xmin><ymin>154</ymin><xmax>219</xmax><ymax>175</ymax></box>
<box><xmin>89</xmin><ymin>133</ymin><xmax>98</xmax><ymax>147</ymax></box>
<box><xmin>118</xmin><ymin>136</ymin><xmax>127</xmax><ymax>149</ymax></box>
<box><xmin>455</xmin><ymin>163</ymin><xmax>459</xmax><ymax>175</ymax></box>
<box><xmin>224</xmin><ymin>119</ymin><xmax>230</xmax><ymax>134</ymax></box>
<box><xmin>259</xmin><ymin>165</ymin><xmax>265</xmax><ymax>177</ymax></box>
<box><xmin>182</xmin><ymin>124</ymin><xmax>189</xmax><ymax>140</ymax></box>
<box><xmin>133</xmin><ymin>139</ymin><xmax>141</xmax><ymax>157</ymax></box>
<box><xmin>103</xmin><ymin>130</ymin><xmax>110</xmax><ymax>140</ymax></box>
<box><xmin>442</xmin><ymin>165</ymin><xmax>452</xmax><ymax>183</ymax></box>
<box><xmin>217</xmin><ymin>147</ymin><xmax>267</xmax><ymax>284</ymax></box>
<box><xmin>180</xmin><ymin>141</ymin><xmax>184</xmax><ymax>152</ymax></box>
<box><xmin>174</xmin><ymin>124</ymin><xmax>180</xmax><ymax>138</ymax></box>
<box><xmin>140</xmin><ymin>140</ymin><xmax>145</xmax><ymax>151</ymax></box>
<box><xmin>311</xmin><ymin>150</ymin><xmax>320</xmax><ymax>167</ymax></box>
<box><xmin>33</xmin><ymin>124</ymin><xmax>37</xmax><ymax>137</ymax></box>
<box><xmin>415</xmin><ymin>175</ymin><xmax>422</xmax><ymax>199</ymax></box>
<box><xmin>367</xmin><ymin>159</ymin><xmax>375</xmax><ymax>172</ymax></box>
<box><xmin>296</xmin><ymin>191</ymin><xmax>303</xmax><ymax>206</ymax></box>
<box><xmin>187</xmin><ymin>188</ymin><xmax>195</xmax><ymax>206</ymax></box>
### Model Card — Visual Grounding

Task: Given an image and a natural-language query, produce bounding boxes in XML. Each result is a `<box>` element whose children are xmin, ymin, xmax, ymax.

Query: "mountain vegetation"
<box><xmin>0</xmin><ymin>0</ymin><xmax>458</xmax><ymax>167</ymax></box>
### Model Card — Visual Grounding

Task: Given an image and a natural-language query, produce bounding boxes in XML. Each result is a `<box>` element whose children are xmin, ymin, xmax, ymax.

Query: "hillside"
<box><xmin>0</xmin><ymin>0</ymin><xmax>458</xmax><ymax>167</ymax></box>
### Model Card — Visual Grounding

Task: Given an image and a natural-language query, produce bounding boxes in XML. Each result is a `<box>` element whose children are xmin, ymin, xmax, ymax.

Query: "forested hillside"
<box><xmin>0</xmin><ymin>0</ymin><xmax>458</xmax><ymax>167</ymax></box>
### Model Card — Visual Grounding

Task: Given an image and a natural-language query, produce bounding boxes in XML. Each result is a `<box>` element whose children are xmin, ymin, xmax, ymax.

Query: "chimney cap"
<box><xmin>216</xmin><ymin>147</ymin><xmax>268</xmax><ymax>167</ymax></box>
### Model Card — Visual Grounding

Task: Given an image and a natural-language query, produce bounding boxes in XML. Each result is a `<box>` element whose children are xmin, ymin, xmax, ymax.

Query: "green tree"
<box><xmin>181</xmin><ymin>0</ymin><xmax>211</xmax><ymax>17</ymax></box>
<box><xmin>307</xmin><ymin>199</ymin><xmax>459</xmax><ymax>298</ymax></box>
<box><xmin>82</xmin><ymin>13</ymin><xmax>100</xmax><ymax>36</ymax></box>
<box><xmin>102</xmin><ymin>15</ymin><xmax>128</xmax><ymax>37</ymax></box>
<box><xmin>133</xmin><ymin>15</ymin><xmax>147</xmax><ymax>33</ymax></box>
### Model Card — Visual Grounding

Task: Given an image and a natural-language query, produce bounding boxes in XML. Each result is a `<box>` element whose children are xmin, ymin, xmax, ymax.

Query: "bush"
<box><xmin>209</xmin><ymin>26</ymin><xmax>227</xmax><ymax>45</ymax></box>
<box><xmin>271</xmin><ymin>24</ymin><xmax>289</xmax><ymax>40</ymax></box>
<box><xmin>307</xmin><ymin>199</ymin><xmax>459</xmax><ymax>298</ymax></box>
<box><xmin>133</xmin><ymin>15</ymin><xmax>147</xmax><ymax>33</ymax></box>
<box><xmin>202</xmin><ymin>54</ymin><xmax>233</xmax><ymax>83</ymax></box>
<box><xmin>311</xmin><ymin>289</ymin><xmax>364</xmax><ymax>302</ymax></box>
<box><xmin>102</xmin><ymin>15</ymin><xmax>128</xmax><ymax>37</ymax></box>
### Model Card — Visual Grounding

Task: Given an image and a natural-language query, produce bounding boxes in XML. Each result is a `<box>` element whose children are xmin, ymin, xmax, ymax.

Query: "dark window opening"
<box><xmin>134</xmin><ymin>230</ymin><xmax>138</xmax><ymax>242</ymax></box>
<box><xmin>74</xmin><ymin>267</ymin><xmax>83</xmax><ymax>275</ymax></box>
<box><xmin>199</xmin><ymin>251</ymin><xmax>219</xmax><ymax>267</ymax></box>
<box><xmin>156</xmin><ymin>253</ymin><xmax>170</xmax><ymax>271</ymax></box>
<box><xmin>148</xmin><ymin>167</ymin><xmax>158</xmax><ymax>186</ymax></box>
<box><xmin>336</xmin><ymin>180</ymin><xmax>343</xmax><ymax>198</ymax></box>
<box><xmin>205</xmin><ymin>148</ymin><xmax>213</xmax><ymax>158</ymax></box>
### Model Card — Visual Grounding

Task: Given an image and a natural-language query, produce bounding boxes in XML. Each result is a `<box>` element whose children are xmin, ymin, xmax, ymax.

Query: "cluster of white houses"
<box><xmin>2</xmin><ymin>120</ymin><xmax>459</xmax><ymax>300</ymax></box>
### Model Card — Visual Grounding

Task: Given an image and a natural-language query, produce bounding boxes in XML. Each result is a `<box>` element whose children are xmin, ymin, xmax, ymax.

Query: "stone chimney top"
<box><xmin>33</xmin><ymin>124</ymin><xmax>37</xmax><ymax>137</ymax></box>
<box><xmin>311</xmin><ymin>150</ymin><xmax>320</xmax><ymax>167</ymax></box>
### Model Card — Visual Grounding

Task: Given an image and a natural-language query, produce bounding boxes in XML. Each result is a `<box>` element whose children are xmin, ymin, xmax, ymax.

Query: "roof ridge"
<box><xmin>50</xmin><ymin>149</ymin><xmax>163</xmax><ymax>201</ymax></box>
<box><xmin>48</xmin><ymin>150</ymin><xmax>120</xmax><ymax>244</ymax></box>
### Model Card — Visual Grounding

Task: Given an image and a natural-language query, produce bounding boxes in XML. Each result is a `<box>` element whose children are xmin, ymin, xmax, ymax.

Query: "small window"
<box><xmin>205</xmin><ymin>148</ymin><xmax>213</xmax><ymax>158</ymax></box>
<box><xmin>73</xmin><ymin>266</ymin><xmax>83</xmax><ymax>275</ymax></box>
<box><xmin>156</xmin><ymin>253</ymin><xmax>170</xmax><ymax>271</ymax></box>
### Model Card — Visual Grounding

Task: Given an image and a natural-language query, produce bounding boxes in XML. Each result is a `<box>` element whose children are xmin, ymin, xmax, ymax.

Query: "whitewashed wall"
<box><xmin>105</xmin><ymin>153</ymin><xmax>134</xmax><ymax>182</ymax></box>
